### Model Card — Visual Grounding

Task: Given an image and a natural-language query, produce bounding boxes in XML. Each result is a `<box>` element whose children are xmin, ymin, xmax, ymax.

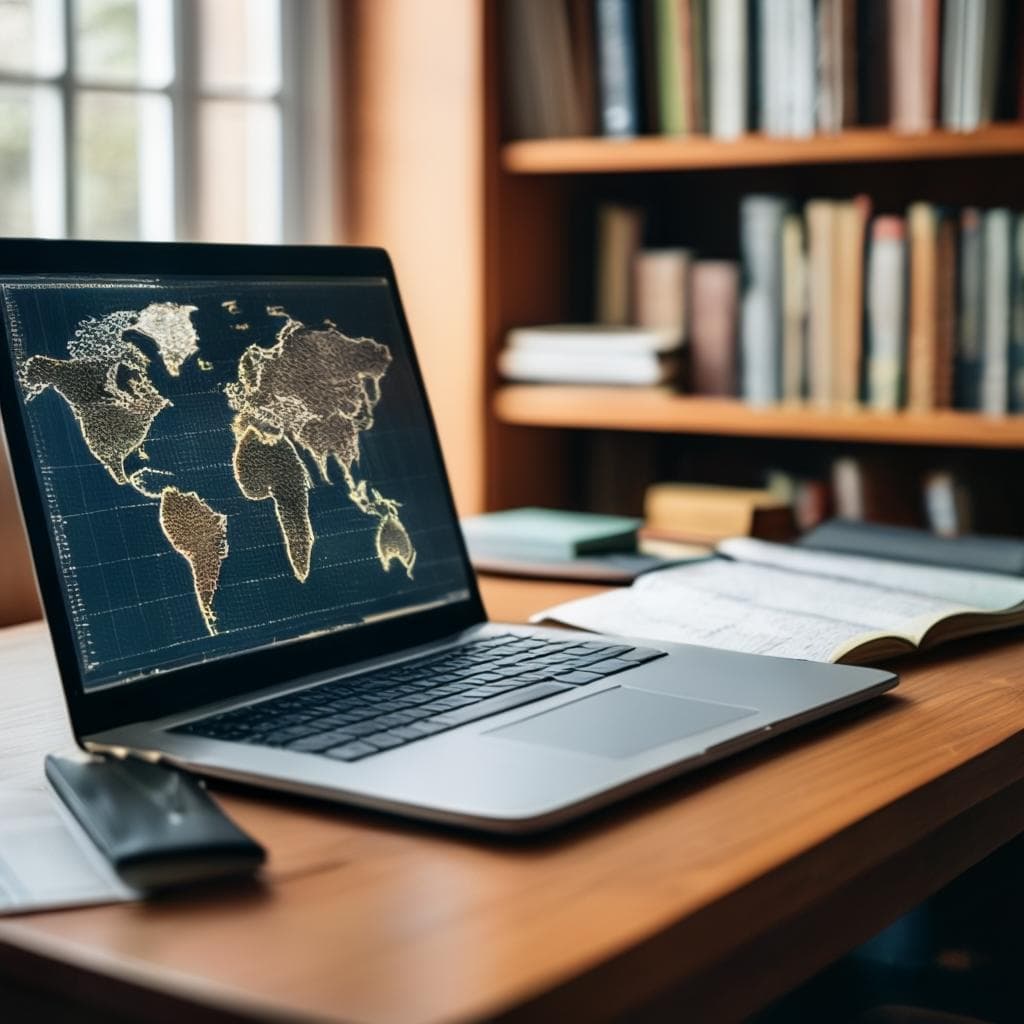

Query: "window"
<box><xmin>0</xmin><ymin>0</ymin><xmax>336</xmax><ymax>243</ymax></box>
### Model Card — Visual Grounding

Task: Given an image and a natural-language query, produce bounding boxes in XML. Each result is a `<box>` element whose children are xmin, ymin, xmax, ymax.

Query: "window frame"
<box><xmin>0</xmin><ymin>0</ymin><xmax>336</xmax><ymax>243</ymax></box>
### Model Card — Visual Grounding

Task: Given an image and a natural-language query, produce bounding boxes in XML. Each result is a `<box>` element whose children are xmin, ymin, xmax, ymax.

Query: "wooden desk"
<box><xmin>3</xmin><ymin>576</ymin><xmax>1024</xmax><ymax>1023</ymax></box>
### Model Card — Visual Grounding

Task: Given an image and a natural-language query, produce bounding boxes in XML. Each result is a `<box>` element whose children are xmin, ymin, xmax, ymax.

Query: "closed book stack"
<box><xmin>499</xmin><ymin>324</ymin><xmax>683</xmax><ymax>386</ymax></box>
<box><xmin>643</xmin><ymin>482</ymin><xmax>796</xmax><ymax>544</ymax></box>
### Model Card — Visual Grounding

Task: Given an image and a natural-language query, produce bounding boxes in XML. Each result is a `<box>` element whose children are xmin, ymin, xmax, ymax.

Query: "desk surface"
<box><xmin>2</xmin><ymin>575</ymin><xmax>1024</xmax><ymax>1023</ymax></box>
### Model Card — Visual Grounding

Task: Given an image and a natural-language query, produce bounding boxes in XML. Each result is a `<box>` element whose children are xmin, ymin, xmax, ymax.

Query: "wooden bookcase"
<box><xmin>481</xmin><ymin>8</ymin><xmax>1024</xmax><ymax>520</ymax></box>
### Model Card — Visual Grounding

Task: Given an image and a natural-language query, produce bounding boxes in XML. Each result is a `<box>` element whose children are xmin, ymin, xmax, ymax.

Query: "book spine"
<box><xmin>781</xmin><ymin>212</ymin><xmax>807</xmax><ymax>403</ymax></box>
<box><xmin>595</xmin><ymin>0</ymin><xmax>641</xmax><ymax>136</ymax></box>
<box><xmin>865</xmin><ymin>216</ymin><xmax>907</xmax><ymax>412</ymax></box>
<box><xmin>956</xmin><ymin>208</ymin><xmax>984</xmax><ymax>409</ymax></box>
<box><xmin>740</xmin><ymin>195</ymin><xmax>785</xmax><ymax>404</ymax></box>
<box><xmin>1010</xmin><ymin>213</ymin><xmax>1024</xmax><ymax>411</ymax></box>
<box><xmin>595</xmin><ymin>203</ymin><xmax>645</xmax><ymax>324</ymax></box>
<box><xmin>981</xmin><ymin>208</ymin><xmax>1012</xmax><ymax>415</ymax></box>
<box><xmin>689</xmin><ymin>260</ymin><xmax>739</xmax><ymax>395</ymax></box>
<box><xmin>654</xmin><ymin>0</ymin><xmax>685</xmax><ymax>134</ymax></box>
<box><xmin>906</xmin><ymin>202</ymin><xmax>939</xmax><ymax>410</ymax></box>
<box><xmin>806</xmin><ymin>200</ymin><xmax>836</xmax><ymax>407</ymax></box>
<box><xmin>634</xmin><ymin>248</ymin><xmax>691</xmax><ymax>335</ymax></box>
<box><xmin>708</xmin><ymin>0</ymin><xmax>747</xmax><ymax>138</ymax></box>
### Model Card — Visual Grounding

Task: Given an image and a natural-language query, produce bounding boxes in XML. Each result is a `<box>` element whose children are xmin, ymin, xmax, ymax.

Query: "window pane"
<box><xmin>0</xmin><ymin>0</ymin><xmax>64</xmax><ymax>76</ymax></box>
<box><xmin>75</xmin><ymin>90</ymin><xmax>172</xmax><ymax>240</ymax></box>
<box><xmin>0</xmin><ymin>84</ymin><xmax>63</xmax><ymax>237</ymax></box>
<box><xmin>198</xmin><ymin>0</ymin><xmax>281</xmax><ymax>96</ymax></box>
<box><xmin>73</xmin><ymin>0</ymin><xmax>172</xmax><ymax>88</ymax></box>
<box><xmin>198</xmin><ymin>99</ymin><xmax>281</xmax><ymax>243</ymax></box>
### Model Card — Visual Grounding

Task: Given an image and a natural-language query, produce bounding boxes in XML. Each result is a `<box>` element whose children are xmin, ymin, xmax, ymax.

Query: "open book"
<box><xmin>535</xmin><ymin>537</ymin><xmax>1024</xmax><ymax>665</ymax></box>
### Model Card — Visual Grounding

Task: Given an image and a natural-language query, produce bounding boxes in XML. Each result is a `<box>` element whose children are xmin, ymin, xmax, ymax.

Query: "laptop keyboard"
<box><xmin>171</xmin><ymin>633</ymin><xmax>665</xmax><ymax>762</ymax></box>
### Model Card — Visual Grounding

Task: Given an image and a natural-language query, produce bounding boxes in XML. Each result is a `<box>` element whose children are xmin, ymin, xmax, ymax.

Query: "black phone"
<box><xmin>45</xmin><ymin>753</ymin><xmax>265</xmax><ymax>892</ymax></box>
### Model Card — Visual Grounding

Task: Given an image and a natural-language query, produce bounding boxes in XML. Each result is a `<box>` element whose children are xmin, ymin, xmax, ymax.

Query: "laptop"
<box><xmin>0</xmin><ymin>239</ymin><xmax>897</xmax><ymax>833</ymax></box>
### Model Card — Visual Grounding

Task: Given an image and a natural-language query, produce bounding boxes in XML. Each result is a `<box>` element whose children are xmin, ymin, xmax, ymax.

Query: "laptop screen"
<box><xmin>0</xmin><ymin>274</ymin><xmax>473</xmax><ymax>691</ymax></box>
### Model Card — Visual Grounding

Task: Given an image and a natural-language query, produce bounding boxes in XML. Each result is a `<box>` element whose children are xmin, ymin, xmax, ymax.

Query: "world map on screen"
<box><xmin>2</xmin><ymin>278</ymin><xmax>469</xmax><ymax>689</ymax></box>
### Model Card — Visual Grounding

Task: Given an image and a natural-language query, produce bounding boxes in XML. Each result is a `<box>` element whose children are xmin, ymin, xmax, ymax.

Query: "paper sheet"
<box><xmin>0</xmin><ymin>789</ymin><xmax>139</xmax><ymax>915</ymax></box>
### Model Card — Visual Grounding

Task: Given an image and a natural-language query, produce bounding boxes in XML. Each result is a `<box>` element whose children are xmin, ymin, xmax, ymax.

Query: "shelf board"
<box><xmin>502</xmin><ymin>125</ymin><xmax>1024</xmax><ymax>174</ymax></box>
<box><xmin>493</xmin><ymin>387</ymin><xmax>1024</xmax><ymax>448</ymax></box>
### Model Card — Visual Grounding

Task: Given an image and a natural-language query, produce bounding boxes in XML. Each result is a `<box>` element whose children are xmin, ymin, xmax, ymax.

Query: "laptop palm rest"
<box><xmin>485</xmin><ymin>687</ymin><xmax>757</xmax><ymax>759</ymax></box>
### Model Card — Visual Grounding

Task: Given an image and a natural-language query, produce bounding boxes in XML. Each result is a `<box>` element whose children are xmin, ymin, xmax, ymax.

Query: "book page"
<box><xmin>537</xmin><ymin>557</ymin><xmax>963</xmax><ymax>662</ymax></box>
<box><xmin>718</xmin><ymin>538</ymin><xmax>1024</xmax><ymax>612</ymax></box>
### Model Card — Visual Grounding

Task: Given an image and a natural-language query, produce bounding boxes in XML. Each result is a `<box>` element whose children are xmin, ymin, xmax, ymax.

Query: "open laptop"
<box><xmin>0</xmin><ymin>240</ymin><xmax>897</xmax><ymax>833</ymax></box>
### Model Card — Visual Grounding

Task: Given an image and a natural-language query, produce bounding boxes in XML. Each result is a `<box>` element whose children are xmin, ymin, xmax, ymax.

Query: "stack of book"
<box><xmin>501</xmin><ymin>0</ymin><xmax>1023</xmax><ymax>140</ymax></box>
<box><xmin>737</xmin><ymin>196</ymin><xmax>1024</xmax><ymax>414</ymax></box>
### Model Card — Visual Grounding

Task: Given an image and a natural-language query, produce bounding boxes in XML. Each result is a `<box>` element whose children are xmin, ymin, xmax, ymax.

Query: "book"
<box><xmin>906</xmin><ymin>202</ymin><xmax>939</xmax><ymax>410</ymax></box>
<box><xmin>817</xmin><ymin>0</ymin><xmax>858</xmax><ymax>133</ymax></box>
<box><xmin>505</xmin><ymin>323</ymin><xmax>683</xmax><ymax>356</ymax></box>
<box><xmin>535</xmin><ymin>536</ymin><xmax>1024</xmax><ymax>666</ymax></box>
<box><xmin>981</xmin><ymin>208</ymin><xmax>1012</xmax><ymax>415</ymax></box>
<box><xmin>497</xmin><ymin>347</ymin><xmax>679</xmax><ymax>386</ymax></box>
<box><xmin>942</xmin><ymin>0</ymin><xmax>1005</xmax><ymax>131</ymax></box>
<box><xmin>759</xmin><ymin>0</ymin><xmax>815</xmax><ymax>138</ymax></box>
<box><xmin>1011</xmin><ymin>213</ymin><xmax>1024</xmax><ymax>411</ymax></box>
<box><xmin>806</xmin><ymin>199</ymin><xmax>837</xmax><ymax>406</ymax></box>
<box><xmin>595</xmin><ymin>0</ymin><xmax>641</xmax><ymax>136</ymax></box>
<box><xmin>707</xmin><ymin>0</ymin><xmax>747</xmax><ymax>138</ymax></box>
<box><xmin>461</xmin><ymin>507</ymin><xmax>641</xmax><ymax>562</ymax></box>
<box><xmin>652</xmin><ymin>0</ymin><xmax>686</xmax><ymax>134</ymax></box>
<box><xmin>865</xmin><ymin>215</ymin><xmax>906</xmax><ymax>411</ymax></box>
<box><xmin>595</xmin><ymin>202</ymin><xmax>645</xmax><ymax>324</ymax></box>
<box><xmin>567</xmin><ymin>0</ymin><xmax>600</xmax><ymax>135</ymax></box>
<box><xmin>889</xmin><ymin>0</ymin><xmax>940</xmax><ymax>133</ymax></box>
<box><xmin>830</xmin><ymin>455</ymin><xmax>921</xmax><ymax>526</ymax></box>
<box><xmin>643</xmin><ymin>482</ymin><xmax>796</xmax><ymax>544</ymax></box>
<box><xmin>833</xmin><ymin>197</ymin><xmax>869</xmax><ymax>407</ymax></box>
<box><xmin>500</xmin><ymin>0</ymin><xmax>582</xmax><ymax>139</ymax></box>
<box><xmin>633</xmin><ymin>248</ymin><xmax>690</xmax><ymax>336</ymax></box>
<box><xmin>798</xmin><ymin>519</ymin><xmax>1024</xmax><ymax>578</ymax></box>
<box><xmin>780</xmin><ymin>212</ymin><xmax>807</xmax><ymax>403</ymax></box>
<box><xmin>739</xmin><ymin>195</ymin><xmax>787</xmax><ymax>405</ymax></box>
<box><xmin>689</xmin><ymin>260</ymin><xmax>739</xmax><ymax>395</ymax></box>
<box><xmin>922</xmin><ymin>471</ymin><xmax>973</xmax><ymax>537</ymax></box>
<box><xmin>956</xmin><ymin>207</ymin><xmax>984</xmax><ymax>409</ymax></box>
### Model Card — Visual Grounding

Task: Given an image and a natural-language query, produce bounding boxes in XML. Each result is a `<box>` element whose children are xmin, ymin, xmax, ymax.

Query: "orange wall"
<box><xmin>343</xmin><ymin>0</ymin><xmax>485</xmax><ymax>515</ymax></box>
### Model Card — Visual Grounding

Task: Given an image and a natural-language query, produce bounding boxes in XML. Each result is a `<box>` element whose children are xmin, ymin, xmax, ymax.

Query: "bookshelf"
<box><xmin>494</xmin><ymin>387</ymin><xmax>1024</xmax><ymax>449</ymax></box>
<box><xmin>504</xmin><ymin>126</ymin><xmax>1024</xmax><ymax>175</ymax></box>
<box><xmin>481</xmin><ymin>6</ymin><xmax>1024</xmax><ymax>519</ymax></box>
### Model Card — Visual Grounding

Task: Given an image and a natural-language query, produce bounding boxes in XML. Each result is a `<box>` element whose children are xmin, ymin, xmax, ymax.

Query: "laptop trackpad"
<box><xmin>486</xmin><ymin>687</ymin><xmax>757</xmax><ymax>759</ymax></box>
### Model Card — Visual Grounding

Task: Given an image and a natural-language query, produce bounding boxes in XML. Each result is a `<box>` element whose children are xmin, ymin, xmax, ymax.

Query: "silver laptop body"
<box><xmin>0</xmin><ymin>240</ymin><xmax>896</xmax><ymax>833</ymax></box>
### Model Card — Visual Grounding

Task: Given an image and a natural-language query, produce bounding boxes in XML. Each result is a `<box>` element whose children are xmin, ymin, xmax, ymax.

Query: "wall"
<box><xmin>342</xmin><ymin>0</ymin><xmax>485</xmax><ymax>515</ymax></box>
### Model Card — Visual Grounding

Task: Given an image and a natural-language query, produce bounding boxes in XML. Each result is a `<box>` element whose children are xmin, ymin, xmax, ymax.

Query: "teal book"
<box><xmin>461</xmin><ymin>508</ymin><xmax>641</xmax><ymax>562</ymax></box>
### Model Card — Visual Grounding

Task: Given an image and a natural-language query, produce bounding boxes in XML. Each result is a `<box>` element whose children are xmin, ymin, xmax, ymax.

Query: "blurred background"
<box><xmin>0</xmin><ymin>0</ymin><xmax>485</xmax><ymax>626</ymax></box>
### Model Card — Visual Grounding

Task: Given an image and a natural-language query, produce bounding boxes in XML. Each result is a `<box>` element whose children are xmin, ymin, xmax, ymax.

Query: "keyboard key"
<box><xmin>618</xmin><ymin>646</ymin><xmax>667</xmax><ymax>663</ymax></box>
<box><xmin>551</xmin><ymin>670</ymin><xmax>602</xmax><ymax>685</ymax></box>
<box><xmin>287</xmin><ymin>730</ymin><xmax>356</xmax><ymax>753</ymax></box>
<box><xmin>364</xmin><ymin>732</ymin><xmax>405</xmax><ymax>750</ymax></box>
<box><xmin>323</xmin><ymin>741</ymin><xmax>378</xmax><ymax>761</ymax></box>
<box><xmin>430</xmin><ymin>682</ymin><xmax>572</xmax><ymax>727</ymax></box>
<box><xmin>576</xmin><ymin>658</ymin><xmax>636</xmax><ymax>676</ymax></box>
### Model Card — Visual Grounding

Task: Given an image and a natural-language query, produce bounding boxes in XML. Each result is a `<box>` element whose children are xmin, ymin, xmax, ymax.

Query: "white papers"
<box><xmin>0</xmin><ymin>789</ymin><xmax>138</xmax><ymax>915</ymax></box>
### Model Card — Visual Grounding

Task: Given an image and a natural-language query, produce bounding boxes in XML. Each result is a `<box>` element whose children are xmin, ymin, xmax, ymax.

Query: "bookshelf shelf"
<box><xmin>502</xmin><ymin>126</ymin><xmax>1024</xmax><ymax>175</ymax></box>
<box><xmin>494</xmin><ymin>386</ymin><xmax>1024</xmax><ymax>449</ymax></box>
